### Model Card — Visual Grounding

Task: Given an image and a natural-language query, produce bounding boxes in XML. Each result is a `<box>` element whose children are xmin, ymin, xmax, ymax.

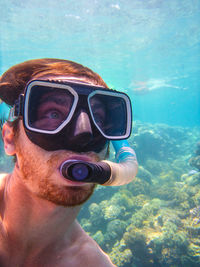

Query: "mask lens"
<box><xmin>27</xmin><ymin>85</ymin><xmax>75</xmax><ymax>131</ymax></box>
<box><xmin>89</xmin><ymin>93</ymin><xmax>128</xmax><ymax>137</ymax></box>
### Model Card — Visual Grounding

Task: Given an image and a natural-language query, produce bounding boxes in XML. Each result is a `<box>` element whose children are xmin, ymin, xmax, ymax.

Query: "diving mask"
<box><xmin>9</xmin><ymin>80</ymin><xmax>132</xmax><ymax>153</ymax></box>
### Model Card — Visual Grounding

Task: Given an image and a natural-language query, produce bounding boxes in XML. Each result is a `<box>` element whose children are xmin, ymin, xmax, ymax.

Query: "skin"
<box><xmin>0</xmin><ymin>76</ymin><xmax>115</xmax><ymax>267</ymax></box>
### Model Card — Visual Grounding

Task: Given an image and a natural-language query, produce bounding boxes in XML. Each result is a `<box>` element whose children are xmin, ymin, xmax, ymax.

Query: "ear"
<box><xmin>2</xmin><ymin>122</ymin><xmax>16</xmax><ymax>155</ymax></box>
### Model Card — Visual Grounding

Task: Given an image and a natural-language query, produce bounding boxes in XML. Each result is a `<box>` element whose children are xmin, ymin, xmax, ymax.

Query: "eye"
<box><xmin>42</xmin><ymin>109</ymin><xmax>65</xmax><ymax>122</ymax></box>
<box><xmin>93</xmin><ymin>111</ymin><xmax>105</xmax><ymax>127</ymax></box>
<box><xmin>90</xmin><ymin>98</ymin><xmax>106</xmax><ymax>123</ymax></box>
<box><xmin>49</xmin><ymin>110</ymin><xmax>60</xmax><ymax>119</ymax></box>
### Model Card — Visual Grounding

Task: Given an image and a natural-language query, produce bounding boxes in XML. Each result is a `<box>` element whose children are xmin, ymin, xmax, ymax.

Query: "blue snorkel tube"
<box><xmin>60</xmin><ymin>140</ymin><xmax>138</xmax><ymax>186</ymax></box>
<box><xmin>103</xmin><ymin>140</ymin><xmax>138</xmax><ymax>185</ymax></box>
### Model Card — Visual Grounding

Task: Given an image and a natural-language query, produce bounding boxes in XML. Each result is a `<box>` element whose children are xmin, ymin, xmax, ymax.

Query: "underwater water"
<box><xmin>1</xmin><ymin>0</ymin><xmax>200</xmax><ymax>266</ymax></box>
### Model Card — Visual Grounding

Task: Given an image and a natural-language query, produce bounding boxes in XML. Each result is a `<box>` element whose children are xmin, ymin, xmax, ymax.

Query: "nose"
<box><xmin>74</xmin><ymin>111</ymin><xmax>93</xmax><ymax>137</ymax></box>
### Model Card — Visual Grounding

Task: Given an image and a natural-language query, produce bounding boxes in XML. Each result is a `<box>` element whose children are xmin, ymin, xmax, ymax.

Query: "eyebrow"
<box><xmin>39</xmin><ymin>95</ymin><xmax>71</xmax><ymax>106</ymax></box>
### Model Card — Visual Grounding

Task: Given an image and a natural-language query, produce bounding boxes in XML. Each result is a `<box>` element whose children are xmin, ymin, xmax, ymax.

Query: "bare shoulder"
<box><xmin>74</xmin><ymin>228</ymin><xmax>116</xmax><ymax>267</ymax></box>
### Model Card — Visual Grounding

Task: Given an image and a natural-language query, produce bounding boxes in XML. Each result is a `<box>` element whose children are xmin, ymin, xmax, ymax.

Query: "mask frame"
<box><xmin>9</xmin><ymin>79</ymin><xmax>132</xmax><ymax>140</ymax></box>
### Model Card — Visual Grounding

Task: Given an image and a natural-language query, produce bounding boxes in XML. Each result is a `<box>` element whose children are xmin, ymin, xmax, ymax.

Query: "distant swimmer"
<box><xmin>130</xmin><ymin>77</ymin><xmax>187</xmax><ymax>95</ymax></box>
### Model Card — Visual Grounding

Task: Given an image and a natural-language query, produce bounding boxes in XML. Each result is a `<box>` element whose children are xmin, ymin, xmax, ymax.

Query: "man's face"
<box><xmin>12</xmin><ymin>76</ymin><xmax>108</xmax><ymax>207</ymax></box>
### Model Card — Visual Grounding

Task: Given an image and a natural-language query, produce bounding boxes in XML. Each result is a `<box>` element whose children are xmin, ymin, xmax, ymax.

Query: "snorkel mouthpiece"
<box><xmin>60</xmin><ymin>140</ymin><xmax>138</xmax><ymax>186</ymax></box>
<box><xmin>60</xmin><ymin>160</ymin><xmax>111</xmax><ymax>184</ymax></box>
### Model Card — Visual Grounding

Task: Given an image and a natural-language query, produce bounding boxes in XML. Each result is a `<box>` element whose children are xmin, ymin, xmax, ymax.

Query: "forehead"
<box><xmin>39</xmin><ymin>90</ymin><xmax>71</xmax><ymax>102</ymax></box>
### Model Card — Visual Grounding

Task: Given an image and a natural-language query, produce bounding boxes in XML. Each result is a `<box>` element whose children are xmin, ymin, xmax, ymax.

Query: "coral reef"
<box><xmin>129</xmin><ymin>122</ymin><xmax>196</xmax><ymax>165</ymax></box>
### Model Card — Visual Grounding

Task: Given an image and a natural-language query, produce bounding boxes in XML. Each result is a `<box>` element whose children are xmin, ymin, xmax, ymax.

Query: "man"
<box><xmin>0</xmin><ymin>59</ymin><xmax>134</xmax><ymax>266</ymax></box>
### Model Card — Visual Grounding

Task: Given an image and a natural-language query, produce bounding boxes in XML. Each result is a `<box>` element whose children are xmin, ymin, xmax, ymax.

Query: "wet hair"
<box><xmin>0</xmin><ymin>58</ymin><xmax>107</xmax><ymax>106</ymax></box>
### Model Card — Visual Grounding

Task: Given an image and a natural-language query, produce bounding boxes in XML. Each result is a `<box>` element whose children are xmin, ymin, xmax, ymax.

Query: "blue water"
<box><xmin>1</xmin><ymin>0</ymin><xmax>200</xmax><ymax>127</ymax></box>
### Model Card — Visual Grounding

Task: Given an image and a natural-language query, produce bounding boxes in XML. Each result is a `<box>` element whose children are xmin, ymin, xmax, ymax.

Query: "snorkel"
<box><xmin>60</xmin><ymin>139</ymin><xmax>138</xmax><ymax>186</ymax></box>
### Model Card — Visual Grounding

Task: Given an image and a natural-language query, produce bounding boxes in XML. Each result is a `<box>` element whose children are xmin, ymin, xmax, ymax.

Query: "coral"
<box><xmin>183</xmin><ymin>172</ymin><xmax>200</xmax><ymax>186</ymax></box>
<box><xmin>183</xmin><ymin>184</ymin><xmax>199</xmax><ymax>198</ymax></box>
<box><xmin>92</xmin><ymin>230</ymin><xmax>105</xmax><ymax>247</ymax></box>
<box><xmin>80</xmin><ymin>218</ymin><xmax>92</xmax><ymax>232</ymax></box>
<box><xmin>153</xmin><ymin>185</ymin><xmax>192</xmax><ymax>210</ymax></box>
<box><xmin>137</xmin><ymin>166</ymin><xmax>152</xmax><ymax>184</ymax></box>
<box><xmin>173</xmin><ymin>189</ymin><xmax>190</xmax><ymax>206</ymax></box>
<box><xmin>148</xmin><ymin>220</ymin><xmax>189</xmax><ymax>266</ymax></box>
<box><xmin>110</xmin><ymin>190</ymin><xmax>149</xmax><ymax>213</ymax></box>
<box><xmin>192</xmin><ymin>189</ymin><xmax>200</xmax><ymax>206</ymax></box>
<box><xmin>93</xmin><ymin>185</ymin><xmax>117</xmax><ymax>202</ymax></box>
<box><xmin>109</xmin><ymin>190</ymin><xmax>134</xmax><ymax>210</ymax></box>
<box><xmin>186</xmin><ymin>247</ymin><xmax>200</xmax><ymax>266</ymax></box>
<box><xmin>88</xmin><ymin>202</ymin><xmax>105</xmax><ymax>227</ymax></box>
<box><xmin>158</xmin><ymin>209</ymin><xmax>183</xmax><ymax>228</ymax></box>
<box><xmin>109</xmin><ymin>247</ymin><xmax>133</xmax><ymax>267</ymax></box>
<box><xmin>151</xmin><ymin>184</ymin><xmax>176</xmax><ymax>201</ymax></box>
<box><xmin>123</xmin><ymin>228</ymin><xmax>153</xmax><ymax>265</ymax></box>
<box><xmin>89</xmin><ymin>202</ymin><xmax>100</xmax><ymax>215</ymax></box>
<box><xmin>125</xmin><ymin>177</ymin><xmax>150</xmax><ymax>196</ymax></box>
<box><xmin>123</xmin><ymin>228</ymin><xmax>146</xmax><ymax>252</ymax></box>
<box><xmin>157</xmin><ymin>170</ymin><xmax>179</xmax><ymax>184</ymax></box>
<box><xmin>145</xmin><ymin>159</ymin><xmax>169</xmax><ymax>176</ymax></box>
<box><xmin>132</xmin><ymin>194</ymin><xmax>149</xmax><ymax>210</ymax></box>
<box><xmin>128</xmin><ymin>199</ymin><xmax>161</xmax><ymax>228</ymax></box>
<box><xmin>189</xmin><ymin>142</ymin><xmax>200</xmax><ymax>171</ymax></box>
<box><xmin>103</xmin><ymin>204</ymin><xmax>125</xmax><ymax>221</ymax></box>
<box><xmin>160</xmin><ymin>247</ymin><xmax>183</xmax><ymax>266</ymax></box>
<box><xmin>179</xmin><ymin>201</ymin><xmax>191</xmax><ymax>211</ymax></box>
<box><xmin>106</xmin><ymin>219</ymin><xmax>127</xmax><ymax>243</ymax></box>
<box><xmin>171</xmin><ymin>158</ymin><xmax>191</xmax><ymax>177</ymax></box>
<box><xmin>133</xmin><ymin>128</ymin><xmax>165</xmax><ymax>163</ymax></box>
<box><xmin>130</xmin><ymin>122</ymin><xmax>192</xmax><ymax>165</ymax></box>
<box><xmin>189</xmin><ymin>156</ymin><xmax>200</xmax><ymax>171</ymax></box>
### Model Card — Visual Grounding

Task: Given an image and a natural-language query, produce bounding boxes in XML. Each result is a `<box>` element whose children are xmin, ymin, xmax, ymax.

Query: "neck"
<box><xmin>1</xmin><ymin>169</ymin><xmax>81</xmax><ymax>257</ymax></box>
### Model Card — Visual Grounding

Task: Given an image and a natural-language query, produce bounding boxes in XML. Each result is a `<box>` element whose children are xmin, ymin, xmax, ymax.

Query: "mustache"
<box><xmin>46</xmin><ymin>150</ymin><xmax>100</xmax><ymax>166</ymax></box>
